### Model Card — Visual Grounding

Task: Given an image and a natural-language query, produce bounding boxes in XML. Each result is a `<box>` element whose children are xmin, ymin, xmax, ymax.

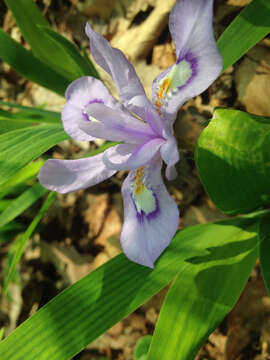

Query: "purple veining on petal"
<box><xmin>82</xmin><ymin>98</ymin><xmax>104</xmax><ymax>121</ymax></box>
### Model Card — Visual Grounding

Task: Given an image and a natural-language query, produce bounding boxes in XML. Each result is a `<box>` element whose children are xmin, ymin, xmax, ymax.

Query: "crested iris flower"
<box><xmin>38</xmin><ymin>0</ymin><xmax>222</xmax><ymax>268</ymax></box>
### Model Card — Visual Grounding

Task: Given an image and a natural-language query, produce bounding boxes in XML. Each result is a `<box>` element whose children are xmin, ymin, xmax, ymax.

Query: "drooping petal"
<box><xmin>160</xmin><ymin>135</ymin><xmax>180</xmax><ymax>180</ymax></box>
<box><xmin>78</xmin><ymin>102</ymin><xmax>156</xmax><ymax>144</ymax></box>
<box><xmin>38</xmin><ymin>153</ymin><xmax>116</xmax><ymax>193</ymax></box>
<box><xmin>152</xmin><ymin>0</ymin><xmax>222</xmax><ymax>122</ymax></box>
<box><xmin>103</xmin><ymin>138</ymin><xmax>165</xmax><ymax>171</ymax></box>
<box><xmin>85</xmin><ymin>24</ymin><xmax>149</xmax><ymax>110</ymax></box>
<box><xmin>121</xmin><ymin>157</ymin><xmax>179</xmax><ymax>267</ymax></box>
<box><xmin>62</xmin><ymin>76</ymin><xmax>119</xmax><ymax>141</ymax></box>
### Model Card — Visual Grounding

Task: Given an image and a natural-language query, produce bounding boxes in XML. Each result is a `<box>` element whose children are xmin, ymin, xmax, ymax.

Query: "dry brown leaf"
<box><xmin>77</xmin><ymin>0</ymin><xmax>117</xmax><ymax>19</ymax></box>
<box><xmin>83</xmin><ymin>193</ymin><xmax>110</xmax><ymax>238</ymax></box>
<box><xmin>94</xmin><ymin>209</ymin><xmax>122</xmax><ymax>257</ymax></box>
<box><xmin>152</xmin><ymin>42</ymin><xmax>176</xmax><ymax>69</ymax></box>
<box><xmin>226</xmin><ymin>276</ymin><xmax>270</xmax><ymax>360</ymax></box>
<box><xmin>40</xmin><ymin>241</ymin><xmax>93</xmax><ymax>284</ymax></box>
<box><xmin>182</xmin><ymin>203</ymin><xmax>228</xmax><ymax>227</ymax></box>
<box><xmin>227</xmin><ymin>0</ymin><xmax>251</xmax><ymax>5</ymax></box>
<box><xmin>235</xmin><ymin>46</ymin><xmax>270</xmax><ymax>116</ymax></box>
<box><xmin>111</xmin><ymin>0</ymin><xmax>177</xmax><ymax>60</ymax></box>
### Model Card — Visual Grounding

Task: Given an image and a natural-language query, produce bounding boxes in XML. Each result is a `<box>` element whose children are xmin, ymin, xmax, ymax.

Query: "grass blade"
<box><xmin>0</xmin><ymin>125</ymin><xmax>68</xmax><ymax>187</ymax></box>
<box><xmin>218</xmin><ymin>0</ymin><xmax>270</xmax><ymax>71</ymax></box>
<box><xmin>0</xmin><ymin>30</ymin><xmax>69</xmax><ymax>96</ymax></box>
<box><xmin>0</xmin><ymin>183</ymin><xmax>47</xmax><ymax>227</ymax></box>
<box><xmin>3</xmin><ymin>192</ymin><xmax>56</xmax><ymax>292</ymax></box>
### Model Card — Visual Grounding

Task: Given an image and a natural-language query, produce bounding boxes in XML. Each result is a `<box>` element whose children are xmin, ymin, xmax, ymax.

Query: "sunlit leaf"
<box><xmin>0</xmin><ymin>217</ymin><xmax>259</xmax><ymax>360</ymax></box>
<box><xmin>0</xmin><ymin>101</ymin><xmax>60</xmax><ymax>124</ymax></box>
<box><xmin>0</xmin><ymin>160</ymin><xmax>45</xmax><ymax>197</ymax></box>
<box><xmin>0</xmin><ymin>125</ymin><xmax>68</xmax><ymax>188</ymax></box>
<box><xmin>134</xmin><ymin>336</ymin><xmax>152</xmax><ymax>360</ymax></box>
<box><xmin>4</xmin><ymin>0</ymin><xmax>80</xmax><ymax>80</ymax></box>
<box><xmin>0</xmin><ymin>183</ymin><xmax>47</xmax><ymax>227</ymax></box>
<box><xmin>0</xmin><ymin>30</ymin><xmax>68</xmax><ymax>96</ymax></box>
<box><xmin>147</xmin><ymin>223</ymin><xmax>258</xmax><ymax>360</ymax></box>
<box><xmin>39</xmin><ymin>26</ymin><xmax>99</xmax><ymax>79</ymax></box>
<box><xmin>218</xmin><ymin>0</ymin><xmax>270</xmax><ymax>71</ymax></box>
<box><xmin>195</xmin><ymin>109</ymin><xmax>270</xmax><ymax>214</ymax></box>
<box><xmin>259</xmin><ymin>217</ymin><xmax>270</xmax><ymax>295</ymax></box>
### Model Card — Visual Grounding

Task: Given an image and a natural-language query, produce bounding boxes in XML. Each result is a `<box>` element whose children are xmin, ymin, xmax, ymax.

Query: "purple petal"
<box><xmin>78</xmin><ymin>102</ymin><xmax>156</xmax><ymax>144</ymax></box>
<box><xmin>103</xmin><ymin>138</ymin><xmax>165</xmax><ymax>171</ymax></box>
<box><xmin>152</xmin><ymin>0</ymin><xmax>222</xmax><ymax>122</ymax></box>
<box><xmin>38</xmin><ymin>153</ymin><xmax>116</xmax><ymax>193</ymax></box>
<box><xmin>121</xmin><ymin>158</ymin><xmax>179</xmax><ymax>267</ymax></box>
<box><xmin>160</xmin><ymin>135</ymin><xmax>179</xmax><ymax>180</ymax></box>
<box><xmin>85</xmin><ymin>24</ymin><xmax>149</xmax><ymax>110</ymax></box>
<box><xmin>62</xmin><ymin>76</ymin><xmax>119</xmax><ymax>141</ymax></box>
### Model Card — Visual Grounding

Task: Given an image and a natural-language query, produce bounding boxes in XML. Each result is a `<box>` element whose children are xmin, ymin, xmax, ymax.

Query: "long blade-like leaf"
<box><xmin>147</xmin><ymin>224</ymin><xmax>258</xmax><ymax>360</ymax></box>
<box><xmin>218</xmin><ymin>0</ymin><xmax>270</xmax><ymax>71</ymax></box>
<box><xmin>0</xmin><ymin>101</ymin><xmax>61</xmax><ymax>124</ymax></box>
<box><xmin>0</xmin><ymin>217</ymin><xmax>259</xmax><ymax>360</ymax></box>
<box><xmin>4</xmin><ymin>0</ymin><xmax>80</xmax><ymax>80</ymax></box>
<box><xmin>0</xmin><ymin>30</ymin><xmax>69</xmax><ymax>96</ymax></box>
<box><xmin>259</xmin><ymin>218</ymin><xmax>270</xmax><ymax>295</ymax></box>
<box><xmin>39</xmin><ymin>26</ymin><xmax>99</xmax><ymax>79</ymax></box>
<box><xmin>0</xmin><ymin>160</ymin><xmax>45</xmax><ymax>197</ymax></box>
<box><xmin>0</xmin><ymin>125</ymin><xmax>68</xmax><ymax>187</ymax></box>
<box><xmin>0</xmin><ymin>183</ymin><xmax>47</xmax><ymax>227</ymax></box>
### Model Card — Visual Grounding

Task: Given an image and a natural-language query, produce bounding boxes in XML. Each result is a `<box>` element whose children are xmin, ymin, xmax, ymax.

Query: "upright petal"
<box><xmin>62</xmin><ymin>76</ymin><xmax>119</xmax><ymax>141</ymax></box>
<box><xmin>38</xmin><ymin>153</ymin><xmax>116</xmax><ymax>193</ymax></box>
<box><xmin>121</xmin><ymin>158</ymin><xmax>179</xmax><ymax>267</ymax></box>
<box><xmin>85</xmin><ymin>24</ymin><xmax>149</xmax><ymax>111</ymax></box>
<box><xmin>78</xmin><ymin>102</ymin><xmax>156</xmax><ymax>144</ymax></box>
<box><xmin>103</xmin><ymin>138</ymin><xmax>165</xmax><ymax>171</ymax></box>
<box><xmin>152</xmin><ymin>0</ymin><xmax>222</xmax><ymax>122</ymax></box>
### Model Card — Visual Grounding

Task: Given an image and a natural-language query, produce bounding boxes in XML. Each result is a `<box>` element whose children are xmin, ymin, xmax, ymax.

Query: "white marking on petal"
<box><xmin>155</xmin><ymin>56</ymin><xmax>196</xmax><ymax>113</ymax></box>
<box><xmin>166</xmin><ymin>60</ymin><xmax>192</xmax><ymax>89</ymax></box>
<box><xmin>82</xmin><ymin>109</ymin><xmax>99</xmax><ymax>123</ymax></box>
<box><xmin>131</xmin><ymin>167</ymin><xmax>156</xmax><ymax>215</ymax></box>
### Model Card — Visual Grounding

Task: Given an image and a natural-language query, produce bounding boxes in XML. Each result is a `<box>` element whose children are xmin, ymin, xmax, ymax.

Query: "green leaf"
<box><xmin>0</xmin><ymin>329</ymin><xmax>4</xmax><ymax>341</ymax></box>
<box><xmin>195</xmin><ymin>109</ymin><xmax>270</xmax><ymax>214</ymax></box>
<box><xmin>0</xmin><ymin>217</ymin><xmax>259</xmax><ymax>360</ymax></box>
<box><xmin>80</xmin><ymin>141</ymin><xmax>120</xmax><ymax>158</ymax></box>
<box><xmin>0</xmin><ymin>30</ymin><xmax>69</xmax><ymax>96</ymax></box>
<box><xmin>0</xmin><ymin>183</ymin><xmax>47</xmax><ymax>227</ymax></box>
<box><xmin>4</xmin><ymin>192</ymin><xmax>56</xmax><ymax>292</ymax></box>
<box><xmin>259</xmin><ymin>217</ymin><xmax>270</xmax><ymax>295</ymax></box>
<box><xmin>0</xmin><ymin>223</ymin><xmax>23</xmax><ymax>234</ymax></box>
<box><xmin>0</xmin><ymin>103</ymin><xmax>61</xmax><ymax>134</ymax></box>
<box><xmin>0</xmin><ymin>125</ymin><xmax>68</xmax><ymax>188</ymax></box>
<box><xmin>0</xmin><ymin>223</ymin><xmax>23</xmax><ymax>245</ymax></box>
<box><xmin>39</xmin><ymin>26</ymin><xmax>99</xmax><ymax>79</ymax></box>
<box><xmin>4</xmin><ymin>0</ymin><xmax>80</xmax><ymax>80</ymax></box>
<box><xmin>134</xmin><ymin>336</ymin><xmax>152</xmax><ymax>360</ymax></box>
<box><xmin>218</xmin><ymin>0</ymin><xmax>270</xmax><ymax>71</ymax></box>
<box><xmin>0</xmin><ymin>101</ymin><xmax>60</xmax><ymax>123</ymax></box>
<box><xmin>0</xmin><ymin>200</ymin><xmax>13</xmax><ymax>212</ymax></box>
<box><xmin>0</xmin><ymin>160</ymin><xmax>45</xmax><ymax>197</ymax></box>
<box><xmin>147</xmin><ymin>224</ymin><xmax>258</xmax><ymax>360</ymax></box>
<box><xmin>0</xmin><ymin>118</ymin><xmax>34</xmax><ymax>134</ymax></box>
